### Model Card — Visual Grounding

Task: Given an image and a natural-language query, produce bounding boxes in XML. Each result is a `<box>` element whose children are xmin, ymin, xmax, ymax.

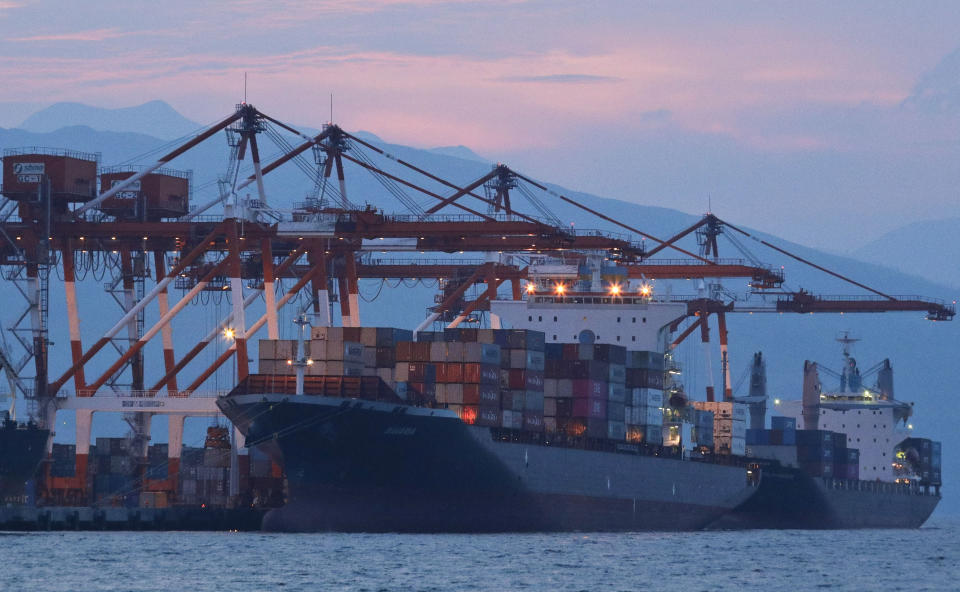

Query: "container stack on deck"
<box><xmin>625</xmin><ymin>350</ymin><xmax>666</xmax><ymax>446</ymax></box>
<box><xmin>895</xmin><ymin>438</ymin><xmax>942</xmax><ymax>486</ymax></box>
<box><xmin>45</xmin><ymin>427</ymin><xmax>285</xmax><ymax>509</ymax></box>
<box><xmin>692</xmin><ymin>401</ymin><xmax>747</xmax><ymax>455</ymax></box>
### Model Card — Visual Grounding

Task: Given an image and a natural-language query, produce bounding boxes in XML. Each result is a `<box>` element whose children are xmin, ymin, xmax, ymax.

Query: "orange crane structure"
<box><xmin>0</xmin><ymin>103</ymin><xmax>952</xmax><ymax>503</ymax></box>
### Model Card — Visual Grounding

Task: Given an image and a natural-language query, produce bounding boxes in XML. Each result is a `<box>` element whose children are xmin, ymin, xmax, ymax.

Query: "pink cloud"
<box><xmin>9</xmin><ymin>28</ymin><xmax>131</xmax><ymax>42</ymax></box>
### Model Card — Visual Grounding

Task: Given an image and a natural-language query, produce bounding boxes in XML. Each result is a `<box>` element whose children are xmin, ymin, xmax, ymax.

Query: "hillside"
<box><xmin>851</xmin><ymin>217</ymin><xmax>960</xmax><ymax>290</ymax></box>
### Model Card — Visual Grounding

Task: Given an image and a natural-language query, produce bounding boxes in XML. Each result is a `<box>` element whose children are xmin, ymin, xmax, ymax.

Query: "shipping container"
<box><xmin>771</xmin><ymin>416</ymin><xmax>797</xmax><ymax>431</ymax></box>
<box><xmin>572</xmin><ymin>397</ymin><xmax>607</xmax><ymax>419</ymax></box>
<box><xmin>626</xmin><ymin>350</ymin><xmax>665</xmax><ymax>371</ymax></box>
<box><xmin>607</xmin><ymin>421</ymin><xmax>626</xmax><ymax>441</ymax></box>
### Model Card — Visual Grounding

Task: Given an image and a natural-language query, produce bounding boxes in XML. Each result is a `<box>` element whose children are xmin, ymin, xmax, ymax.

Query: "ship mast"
<box><xmin>291</xmin><ymin>313</ymin><xmax>313</xmax><ymax>396</ymax></box>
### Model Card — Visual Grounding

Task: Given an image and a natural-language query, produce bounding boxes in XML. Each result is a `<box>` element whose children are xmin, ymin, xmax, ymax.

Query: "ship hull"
<box><xmin>0</xmin><ymin>423</ymin><xmax>49</xmax><ymax>504</ymax></box>
<box><xmin>218</xmin><ymin>394</ymin><xmax>758</xmax><ymax>533</ymax></box>
<box><xmin>712</xmin><ymin>465</ymin><xmax>939</xmax><ymax>529</ymax></box>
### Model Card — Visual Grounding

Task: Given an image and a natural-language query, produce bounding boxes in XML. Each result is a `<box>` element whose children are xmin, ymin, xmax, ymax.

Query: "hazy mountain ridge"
<box><xmin>19</xmin><ymin>100</ymin><xmax>203</xmax><ymax>140</ymax></box>
<box><xmin>851</xmin><ymin>217</ymin><xmax>960</xmax><ymax>290</ymax></box>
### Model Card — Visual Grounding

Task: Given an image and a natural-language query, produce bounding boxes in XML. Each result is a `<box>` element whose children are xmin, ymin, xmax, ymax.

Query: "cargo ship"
<box><xmin>714</xmin><ymin>334</ymin><xmax>941</xmax><ymax>529</ymax></box>
<box><xmin>0</xmin><ymin>411</ymin><xmax>49</xmax><ymax>505</ymax></box>
<box><xmin>217</xmin><ymin>258</ymin><xmax>942</xmax><ymax>532</ymax></box>
<box><xmin>218</xmin><ymin>261</ymin><xmax>762</xmax><ymax>532</ymax></box>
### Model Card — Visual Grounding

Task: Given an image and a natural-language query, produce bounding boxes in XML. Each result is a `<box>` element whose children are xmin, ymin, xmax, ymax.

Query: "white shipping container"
<box><xmin>309</xmin><ymin>340</ymin><xmax>328</xmax><ymax>361</ymax></box>
<box><xmin>394</xmin><ymin>363</ymin><xmax>410</xmax><ymax>382</ymax></box>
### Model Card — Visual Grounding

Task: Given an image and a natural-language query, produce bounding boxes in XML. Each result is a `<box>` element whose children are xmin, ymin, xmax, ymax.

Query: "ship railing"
<box><xmin>824</xmin><ymin>477</ymin><xmax>931</xmax><ymax>496</ymax></box>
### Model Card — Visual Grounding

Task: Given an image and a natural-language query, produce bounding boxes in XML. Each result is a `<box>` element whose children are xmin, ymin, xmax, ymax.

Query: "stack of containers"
<box><xmin>306</xmin><ymin>327</ymin><xmax>364</xmax><ymax>377</ymax></box>
<box><xmin>501</xmin><ymin>329</ymin><xmax>546</xmax><ymax>432</ymax></box>
<box><xmin>796</xmin><ymin>429</ymin><xmax>835</xmax><ymax>477</ymax></box>
<box><xmin>770</xmin><ymin>415</ymin><xmax>798</xmax><ymax>446</ymax></box>
<box><xmin>692</xmin><ymin>408</ymin><xmax>715</xmax><ymax>449</ymax></box>
<box><xmin>625</xmin><ymin>351</ymin><xmax>665</xmax><ymax>445</ymax></box>
<box><xmin>256</xmin><ymin>338</ymin><xmax>297</xmax><ymax>375</ymax></box>
<box><xmin>426</xmin><ymin>336</ymin><xmax>502</xmax><ymax>427</ymax></box>
<box><xmin>394</xmin><ymin>339</ymin><xmax>436</xmax><ymax>403</ymax></box>
<box><xmin>896</xmin><ymin>437</ymin><xmax>942</xmax><ymax>485</ymax></box>
<box><xmin>561</xmin><ymin>342</ymin><xmax>610</xmax><ymax>439</ymax></box>
<box><xmin>50</xmin><ymin>443</ymin><xmax>77</xmax><ymax>477</ymax></box>
<box><xmin>543</xmin><ymin>343</ymin><xmax>564</xmax><ymax>433</ymax></box>
<box><xmin>600</xmin><ymin>344</ymin><xmax>627</xmax><ymax>441</ymax></box>
<box><xmin>693</xmin><ymin>401</ymin><xmax>747</xmax><ymax>455</ymax></box>
<box><xmin>177</xmin><ymin>447</ymin><xmax>204</xmax><ymax>504</ymax></box>
<box><xmin>91</xmin><ymin>437</ymin><xmax>136</xmax><ymax>507</ymax></box>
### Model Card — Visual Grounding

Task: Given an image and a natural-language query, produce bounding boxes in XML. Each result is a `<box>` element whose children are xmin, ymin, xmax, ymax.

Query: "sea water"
<box><xmin>3</xmin><ymin>515</ymin><xmax>958</xmax><ymax>591</ymax></box>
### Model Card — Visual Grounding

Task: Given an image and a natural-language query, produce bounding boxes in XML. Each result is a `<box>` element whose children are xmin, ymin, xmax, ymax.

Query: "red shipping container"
<box><xmin>446</xmin><ymin>363</ymin><xmax>463</xmax><ymax>384</ymax></box>
<box><xmin>413</xmin><ymin>342</ymin><xmax>432</xmax><ymax>362</ymax></box>
<box><xmin>571</xmin><ymin>379</ymin><xmax>607</xmax><ymax>399</ymax></box>
<box><xmin>508</xmin><ymin>369</ymin><xmax>544</xmax><ymax>391</ymax></box>
<box><xmin>573</xmin><ymin>397</ymin><xmax>607</xmax><ymax>419</ymax></box>
<box><xmin>561</xmin><ymin>344</ymin><xmax>579</xmax><ymax>361</ymax></box>
<box><xmin>462</xmin><ymin>362</ymin><xmax>480</xmax><ymax>384</ymax></box>
<box><xmin>435</xmin><ymin>363</ymin><xmax>448</xmax><ymax>383</ymax></box>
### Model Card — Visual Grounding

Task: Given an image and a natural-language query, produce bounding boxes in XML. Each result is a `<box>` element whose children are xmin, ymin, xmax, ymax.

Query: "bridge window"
<box><xmin>553</xmin><ymin>335</ymin><xmax>557</xmax><ymax>341</ymax></box>
<box><xmin>632</xmin><ymin>317</ymin><xmax>636</xmax><ymax>323</ymax></box>
<box><xmin>632</xmin><ymin>336</ymin><xmax>636</xmax><ymax>342</ymax></box>
<box><xmin>642</xmin><ymin>317</ymin><xmax>647</xmax><ymax>323</ymax></box>
<box><xmin>616</xmin><ymin>336</ymin><xmax>621</xmax><ymax>342</ymax></box>
<box><xmin>538</xmin><ymin>316</ymin><xmax>542</xmax><ymax>322</ymax></box>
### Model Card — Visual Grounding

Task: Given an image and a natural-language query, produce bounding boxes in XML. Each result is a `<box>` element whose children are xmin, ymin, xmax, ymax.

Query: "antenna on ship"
<box><xmin>836</xmin><ymin>330</ymin><xmax>859</xmax><ymax>357</ymax></box>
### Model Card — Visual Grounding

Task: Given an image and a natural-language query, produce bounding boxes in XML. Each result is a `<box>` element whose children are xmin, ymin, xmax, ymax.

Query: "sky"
<box><xmin>1</xmin><ymin>1</ymin><xmax>959</xmax><ymax>250</ymax></box>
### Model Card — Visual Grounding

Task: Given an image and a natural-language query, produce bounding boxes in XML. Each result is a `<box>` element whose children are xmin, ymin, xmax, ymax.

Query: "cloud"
<box><xmin>9</xmin><ymin>28</ymin><xmax>131</xmax><ymax>42</ymax></box>
<box><xmin>495</xmin><ymin>74</ymin><xmax>622</xmax><ymax>84</ymax></box>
